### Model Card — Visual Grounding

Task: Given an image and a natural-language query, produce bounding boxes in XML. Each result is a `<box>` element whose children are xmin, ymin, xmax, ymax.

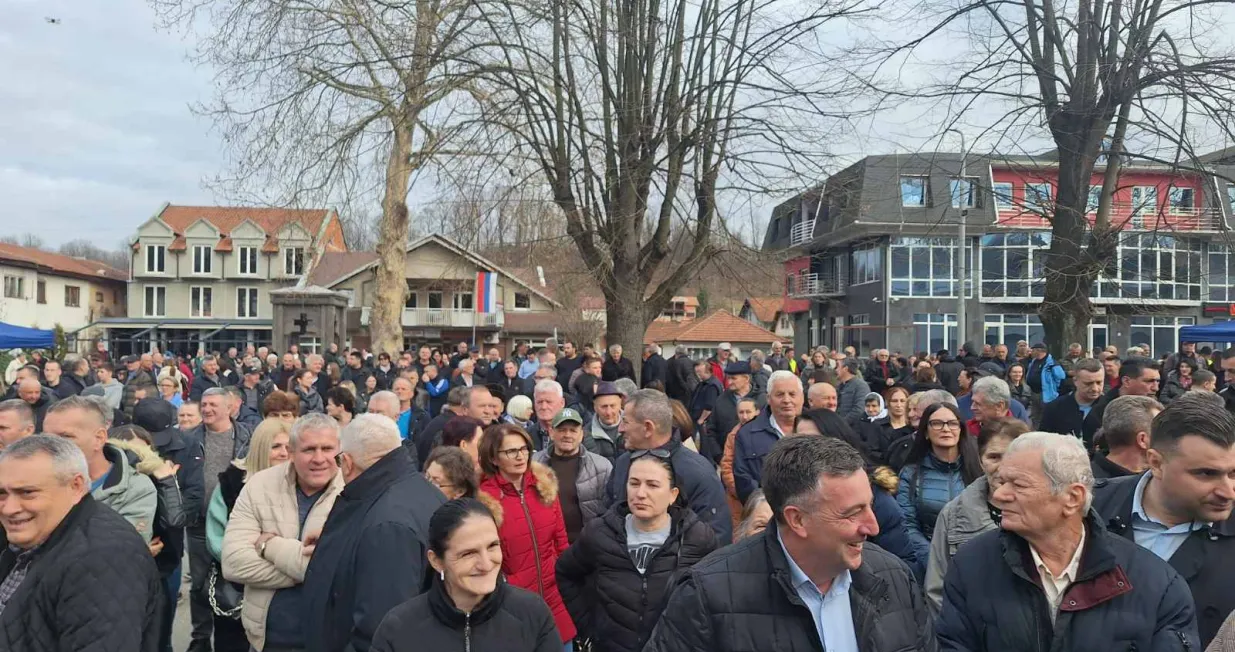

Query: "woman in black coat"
<box><xmin>371</xmin><ymin>498</ymin><xmax>561</xmax><ymax>652</ymax></box>
<box><xmin>556</xmin><ymin>452</ymin><xmax>719</xmax><ymax>652</ymax></box>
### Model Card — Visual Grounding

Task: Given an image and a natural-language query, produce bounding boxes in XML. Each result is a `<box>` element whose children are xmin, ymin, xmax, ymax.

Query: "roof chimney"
<box><xmin>536</xmin><ymin>266</ymin><xmax>546</xmax><ymax>287</ymax></box>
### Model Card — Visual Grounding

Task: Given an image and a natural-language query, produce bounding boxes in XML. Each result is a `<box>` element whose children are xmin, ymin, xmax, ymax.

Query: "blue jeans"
<box><xmin>159</xmin><ymin>564</ymin><xmax>181</xmax><ymax>652</ymax></box>
<box><xmin>563</xmin><ymin>643</ymin><xmax>574</xmax><ymax>652</ymax></box>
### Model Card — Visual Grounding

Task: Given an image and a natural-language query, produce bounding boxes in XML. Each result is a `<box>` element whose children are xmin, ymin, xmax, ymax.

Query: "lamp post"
<box><xmin>947</xmin><ymin>128</ymin><xmax>969</xmax><ymax>353</ymax></box>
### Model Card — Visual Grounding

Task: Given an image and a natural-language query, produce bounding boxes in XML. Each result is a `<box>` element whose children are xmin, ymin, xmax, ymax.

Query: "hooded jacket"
<box><xmin>478</xmin><ymin>462</ymin><xmax>577</xmax><ymax>643</ymax></box>
<box><xmin>295</xmin><ymin>384</ymin><xmax>325</xmax><ymax>415</ymax></box>
<box><xmin>110</xmin><ymin>437</ymin><xmax>185</xmax><ymax>573</ymax></box>
<box><xmin>555</xmin><ymin>504</ymin><xmax>719</xmax><ymax>652</ymax></box>
<box><xmin>93</xmin><ymin>442</ymin><xmax>159</xmax><ymax>543</ymax></box>
<box><xmin>923</xmin><ymin>476</ymin><xmax>996</xmax><ymax>617</ymax></box>
<box><xmin>837</xmin><ymin>374</ymin><xmax>873</xmax><ymax>424</ymax></box>
<box><xmin>896</xmin><ymin>452</ymin><xmax>966</xmax><ymax>575</ymax></box>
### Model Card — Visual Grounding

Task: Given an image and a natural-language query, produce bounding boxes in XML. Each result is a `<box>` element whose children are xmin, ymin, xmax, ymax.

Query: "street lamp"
<box><xmin>947</xmin><ymin>128</ymin><xmax>969</xmax><ymax>353</ymax></box>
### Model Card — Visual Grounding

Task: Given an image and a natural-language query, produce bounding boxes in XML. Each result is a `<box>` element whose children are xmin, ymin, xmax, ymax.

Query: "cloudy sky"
<box><xmin>1</xmin><ymin>0</ymin><xmax>219</xmax><ymax>247</ymax></box>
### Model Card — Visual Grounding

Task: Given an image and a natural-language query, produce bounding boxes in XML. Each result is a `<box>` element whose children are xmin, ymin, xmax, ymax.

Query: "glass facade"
<box><xmin>850</xmin><ymin>241</ymin><xmax>882</xmax><ymax>285</ymax></box>
<box><xmin>1209</xmin><ymin>244</ymin><xmax>1235</xmax><ymax>302</ymax></box>
<box><xmin>980</xmin><ymin>232</ymin><xmax>1049</xmax><ymax>299</ymax></box>
<box><xmin>890</xmin><ymin>237</ymin><xmax>972</xmax><ymax>298</ymax></box>
<box><xmin>1093</xmin><ymin>234</ymin><xmax>1201</xmax><ymax>301</ymax></box>
<box><xmin>914</xmin><ymin>313</ymin><xmax>957</xmax><ymax>354</ymax></box>
<box><xmin>983</xmin><ymin>314</ymin><xmax>1045</xmax><ymax>349</ymax></box>
<box><xmin>1130</xmin><ymin>316</ymin><xmax>1194</xmax><ymax>357</ymax></box>
<box><xmin>901</xmin><ymin>177</ymin><xmax>928</xmax><ymax>206</ymax></box>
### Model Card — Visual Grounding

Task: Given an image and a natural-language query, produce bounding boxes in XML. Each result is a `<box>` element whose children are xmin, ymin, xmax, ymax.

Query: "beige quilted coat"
<box><xmin>221</xmin><ymin>461</ymin><xmax>344</xmax><ymax>651</ymax></box>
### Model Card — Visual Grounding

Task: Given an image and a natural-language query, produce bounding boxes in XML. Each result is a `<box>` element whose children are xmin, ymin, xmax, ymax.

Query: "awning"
<box><xmin>0</xmin><ymin>322</ymin><xmax>55</xmax><ymax>349</ymax></box>
<box><xmin>1180</xmin><ymin>321</ymin><xmax>1235</xmax><ymax>342</ymax></box>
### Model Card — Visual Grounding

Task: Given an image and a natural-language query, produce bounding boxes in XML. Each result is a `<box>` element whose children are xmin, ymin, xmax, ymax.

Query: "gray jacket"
<box><xmin>99</xmin><ymin>379</ymin><xmax>124</xmax><ymax>411</ymax></box>
<box><xmin>924</xmin><ymin>475</ymin><xmax>995</xmax><ymax>618</ymax></box>
<box><xmin>93</xmin><ymin>443</ymin><xmax>159</xmax><ymax>543</ymax></box>
<box><xmin>837</xmin><ymin>375</ymin><xmax>872</xmax><ymax>424</ymax></box>
<box><xmin>533</xmin><ymin>448</ymin><xmax>613</xmax><ymax>523</ymax></box>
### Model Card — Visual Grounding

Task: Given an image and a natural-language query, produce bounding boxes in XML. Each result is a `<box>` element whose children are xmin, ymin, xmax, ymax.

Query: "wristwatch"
<box><xmin>259</xmin><ymin>540</ymin><xmax>269</xmax><ymax>558</ymax></box>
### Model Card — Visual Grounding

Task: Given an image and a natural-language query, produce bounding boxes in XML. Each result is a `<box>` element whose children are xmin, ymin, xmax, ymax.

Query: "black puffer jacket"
<box><xmin>556</xmin><ymin>504</ymin><xmax>718</xmax><ymax>652</ymax></box>
<box><xmin>644</xmin><ymin>520</ymin><xmax>936</xmax><ymax>652</ymax></box>
<box><xmin>937</xmin><ymin>512</ymin><xmax>1198</xmax><ymax>651</ymax></box>
<box><xmin>371</xmin><ymin>578</ymin><xmax>560</xmax><ymax>652</ymax></box>
<box><xmin>0</xmin><ymin>495</ymin><xmax>163</xmax><ymax>651</ymax></box>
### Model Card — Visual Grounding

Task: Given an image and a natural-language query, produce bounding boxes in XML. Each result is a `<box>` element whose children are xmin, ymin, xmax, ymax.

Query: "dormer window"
<box><xmin>238</xmin><ymin>246</ymin><xmax>258</xmax><ymax>275</ymax></box>
<box><xmin>145</xmin><ymin>245</ymin><xmax>165</xmax><ymax>273</ymax></box>
<box><xmin>193</xmin><ymin>245</ymin><xmax>213</xmax><ymax>274</ymax></box>
<box><xmin>283</xmin><ymin>247</ymin><xmax>305</xmax><ymax>276</ymax></box>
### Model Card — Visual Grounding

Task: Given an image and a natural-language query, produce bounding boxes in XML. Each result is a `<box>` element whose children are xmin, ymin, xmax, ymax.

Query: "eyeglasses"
<box><xmin>631</xmin><ymin>448</ymin><xmax>671</xmax><ymax>461</ymax></box>
<box><xmin>498</xmin><ymin>446</ymin><xmax>530</xmax><ymax>460</ymax></box>
<box><xmin>928</xmin><ymin>419</ymin><xmax>962</xmax><ymax>430</ymax></box>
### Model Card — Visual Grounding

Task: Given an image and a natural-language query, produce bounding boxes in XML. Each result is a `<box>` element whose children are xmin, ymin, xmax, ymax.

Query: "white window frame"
<box><xmin>237</xmin><ymin>287</ymin><xmax>259</xmax><ymax>319</ymax></box>
<box><xmin>1169</xmin><ymin>186</ymin><xmax>1196</xmax><ymax>214</ymax></box>
<box><xmin>889</xmin><ymin>236</ymin><xmax>972</xmax><ymax>298</ymax></box>
<box><xmin>192</xmin><ymin>245</ymin><xmax>213</xmax><ymax>275</ymax></box>
<box><xmin>2</xmin><ymin>276</ymin><xmax>22</xmax><ymax>300</ymax></box>
<box><xmin>145</xmin><ymin>244</ymin><xmax>166</xmax><ymax>274</ymax></box>
<box><xmin>144</xmin><ymin>285</ymin><xmax>167</xmax><ymax>318</ymax></box>
<box><xmin>1209</xmin><ymin>244</ymin><xmax>1235</xmax><ymax>302</ymax></box>
<box><xmin>979</xmin><ymin>231</ymin><xmax>1050</xmax><ymax>300</ymax></box>
<box><xmin>190</xmin><ymin>286</ymin><xmax>213</xmax><ymax>317</ymax></box>
<box><xmin>453</xmin><ymin>291</ymin><xmax>475</xmax><ymax>311</ymax></box>
<box><xmin>405</xmin><ymin>289</ymin><xmax>419</xmax><ymax>309</ymax></box>
<box><xmin>283</xmin><ymin>247</ymin><xmax>305</xmax><ymax>276</ymax></box>
<box><xmin>900</xmin><ymin>176</ymin><xmax>929</xmax><ymax>207</ymax></box>
<box><xmin>982</xmin><ymin>314</ymin><xmax>1045</xmax><ymax>349</ymax></box>
<box><xmin>237</xmin><ymin>246</ymin><xmax>259</xmax><ymax>276</ymax></box>
<box><xmin>992</xmin><ymin>182</ymin><xmax>1014</xmax><ymax>210</ymax></box>
<box><xmin>1131</xmin><ymin>186</ymin><xmax>1158</xmax><ymax>218</ymax></box>
<box><xmin>1129</xmin><ymin>316</ymin><xmax>1195</xmax><ymax>358</ymax></box>
<box><xmin>913</xmin><ymin>313</ymin><xmax>958</xmax><ymax>354</ymax></box>
<box><xmin>849</xmin><ymin>241</ymin><xmax>882</xmax><ymax>285</ymax></box>
<box><xmin>1086</xmin><ymin>185</ymin><xmax>1102</xmax><ymax>214</ymax></box>
<box><xmin>1100</xmin><ymin>233</ymin><xmax>1201</xmax><ymax>302</ymax></box>
<box><xmin>1025</xmin><ymin>182</ymin><xmax>1052</xmax><ymax>213</ymax></box>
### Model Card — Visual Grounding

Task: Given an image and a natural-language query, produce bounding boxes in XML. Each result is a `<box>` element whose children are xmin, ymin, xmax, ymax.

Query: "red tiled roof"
<box><xmin>307</xmin><ymin>251</ymin><xmax>379</xmax><ymax>286</ymax></box>
<box><xmin>644</xmin><ymin>310</ymin><xmax>789</xmax><ymax>345</ymax></box>
<box><xmin>0</xmin><ymin>242</ymin><xmax>127</xmax><ymax>283</ymax></box>
<box><xmin>745</xmin><ymin>296</ymin><xmax>783</xmax><ymax>323</ymax></box>
<box><xmin>144</xmin><ymin>205</ymin><xmax>338</xmax><ymax>253</ymax></box>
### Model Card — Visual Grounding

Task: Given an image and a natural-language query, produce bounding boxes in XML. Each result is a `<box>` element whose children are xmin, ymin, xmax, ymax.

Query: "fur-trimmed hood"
<box><xmin>483</xmin><ymin>461</ymin><xmax>559</xmax><ymax>506</ymax></box>
<box><xmin>108</xmin><ymin>437</ymin><xmax>164</xmax><ymax>477</ymax></box>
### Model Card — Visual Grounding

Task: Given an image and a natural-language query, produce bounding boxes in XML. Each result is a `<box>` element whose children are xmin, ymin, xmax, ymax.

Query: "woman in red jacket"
<box><xmin>478</xmin><ymin>423</ymin><xmax>577</xmax><ymax>651</ymax></box>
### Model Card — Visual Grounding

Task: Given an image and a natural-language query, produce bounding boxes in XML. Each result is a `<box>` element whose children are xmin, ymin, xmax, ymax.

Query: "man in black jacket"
<box><xmin>702</xmin><ymin>361</ymin><xmax>765</xmax><ymax>465</ymax></box>
<box><xmin>1038</xmin><ymin>357</ymin><xmax>1106</xmax><ymax>445</ymax></box>
<box><xmin>641</xmin><ymin>343</ymin><xmax>668</xmax><ymax>388</ymax></box>
<box><xmin>602</xmin><ymin>344</ymin><xmax>637</xmax><ymax>382</ymax></box>
<box><xmin>302</xmin><ymin>414</ymin><xmax>446</xmax><ymax>652</ymax></box>
<box><xmin>938</xmin><ymin>431</ymin><xmax>1198</xmax><ymax>651</ymax></box>
<box><xmin>665</xmin><ymin>345</ymin><xmax>697</xmax><ymax>404</ymax></box>
<box><xmin>645</xmin><ymin>435</ymin><xmax>934</xmax><ymax>652</ymax></box>
<box><xmin>1090</xmin><ymin>395</ymin><xmax>1159</xmax><ymax>480</ymax></box>
<box><xmin>1092</xmin><ymin>391</ymin><xmax>1235</xmax><ymax>648</ymax></box>
<box><xmin>0</xmin><ymin>435</ymin><xmax>163</xmax><ymax>651</ymax></box>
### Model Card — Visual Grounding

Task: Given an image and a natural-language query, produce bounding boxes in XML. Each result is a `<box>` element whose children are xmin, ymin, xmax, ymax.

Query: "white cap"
<box><xmin>718</xmin><ymin>342</ymin><xmax>732</xmax><ymax>351</ymax></box>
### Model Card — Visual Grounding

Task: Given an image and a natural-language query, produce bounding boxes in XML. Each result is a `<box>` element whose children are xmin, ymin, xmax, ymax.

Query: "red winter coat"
<box><xmin>479</xmin><ymin>463</ymin><xmax>576</xmax><ymax>643</ymax></box>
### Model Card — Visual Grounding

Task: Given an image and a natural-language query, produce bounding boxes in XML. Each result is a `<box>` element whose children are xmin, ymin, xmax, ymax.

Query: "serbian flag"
<box><xmin>476</xmin><ymin>271</ymin><xmax>497</xmax><ymax>313</ymax></box>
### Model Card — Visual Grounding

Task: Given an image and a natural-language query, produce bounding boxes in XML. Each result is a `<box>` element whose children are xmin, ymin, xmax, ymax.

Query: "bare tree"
<box><xmin>475</xmin><ymin>0</ymin><xmax>863</xmax><ymax>367</ymax></box>
<box><xmin>151</xmin><ymin>0</ymin><xmax>491</xmax><ymax>354</ymax></box>
<box><xmin>0</xmin><ymin>233</ymin><xmax>46</xmax><ymax>249</ymax></box>
<box><xmin>59</xmin><ymin>240</ymin><xmax>130</xmax><ymax>271</ymax></box>
<box><xmin>865</xmin><ymin>0</ymin><xmax>1235</xmax><ymax>354</ymax></box>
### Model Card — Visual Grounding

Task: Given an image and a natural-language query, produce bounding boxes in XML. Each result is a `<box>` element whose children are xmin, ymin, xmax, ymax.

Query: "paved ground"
<box><xmin>172</xmin><ymin>575</ymin><xmax>193</xmax><ymax>651</ymax></box>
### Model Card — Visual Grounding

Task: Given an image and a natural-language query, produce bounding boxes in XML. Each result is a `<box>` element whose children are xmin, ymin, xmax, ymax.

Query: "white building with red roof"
<box><xmin>0</xmin><ymin>242</ymin><xmax>127</xmax><ymax>337</ymax></box>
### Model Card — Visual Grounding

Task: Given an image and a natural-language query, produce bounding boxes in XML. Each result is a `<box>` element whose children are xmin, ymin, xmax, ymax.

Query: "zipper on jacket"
<box><xmin>1177</xmin><ymin>630</ymin><xmax>1192</xmax><ymax>651</ymax></box>
<box><xmin>517</xmin><ymin>488</ymin><xmax>546</xmax><ymax>599</ymax></box>
<box><xmin>465</xmin><ymin>612</ymin><xmax>471</xmax><ymax>652</ymax></box>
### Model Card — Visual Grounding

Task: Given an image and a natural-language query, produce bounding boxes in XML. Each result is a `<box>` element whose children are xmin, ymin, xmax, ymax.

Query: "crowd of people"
<box><xmin>1</xmin><ymin>334</ymin><xmax>1234</xmax><ymax>652</ymax></box>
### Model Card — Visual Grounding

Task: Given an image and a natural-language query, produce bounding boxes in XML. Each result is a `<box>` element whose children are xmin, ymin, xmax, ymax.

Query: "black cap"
<box><xmin>725</xmin><ymin>361</ymin><xmax>752</xmax><ymax>375</ymax></box>
<box><xmin>1031</xmin><ymin>342</ymin><xmax>1048</xmax><ymax>351</ymax></box>
<box><xmin>244</xmin><ymin>363</ymin><xmax>263</xmax><ymax>375</ymax></box>
<box><xmin>121</xmin><ymin>355</ymin><xmax>139</xmax><ymax>365</ymax></box>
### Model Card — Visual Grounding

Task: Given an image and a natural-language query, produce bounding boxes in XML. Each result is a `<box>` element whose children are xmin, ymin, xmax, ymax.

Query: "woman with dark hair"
<box><xmin>668</xmin><ymin>399</ymin><xmax>699</xmax><ymax>452</ymax></box>
<box><xmin>794</xmin><ymin>408</ymin><xmax>873</xmax><ymax>462</ymax></box>
<box><xmin>556</xmin><ymin>451</ymin><xmax>717</xmax><ymax>652</ymax></box>
<box><xmin>1161</xmin><ymin>358</ymin><xmax>1195</xmax><ymax>405</ymax></box>
<box><xmin>909</xmin><ymin>365</ymin><xmax>944</xmax><ymax>393</ymax></box>
<box><xmin>424</xmin><ymin>446</ymin><xmax>481</xmax><ymax>500</ymax></box>
<box><xmin>441</xmin><ymin>415</ymin><xmax>485</xmax><ymax>471</ymax></box>
<box><xmin>261</xmin><ymin>390</ymin><xmax>300</xmax><ymax>423</ymax></box>
<box><xmin>857</xmin><ymin>385</ymin><xmax>914</xmax><ymax>463</ymax></box>
<box><xmin>923</xmin><ymin>416</ymin><xmax>1029</xmax><ymax>617</ymax></box>
<box><xmin>1006</xmin><ymin>362</ymin><xmax>1034</xmax><ymax>413</ymax></box>
<box><xmin>477</xmin><ymin>424</ymin><xmax>577</xmax><ymax>650</ymax></box>
<box><xmin>293</xmin><ymin>368</ymin><xmax>324</xmax><ymax>415</ymax></box>
<box><xmin>371</xmin><ymin>498</ymin><xmax>561</xmax><ymax>652</ymax></box>
<box><xmin>895</xmin><ymin>402</ymin><xmax>982</xmax><ymax>578</ymax></box>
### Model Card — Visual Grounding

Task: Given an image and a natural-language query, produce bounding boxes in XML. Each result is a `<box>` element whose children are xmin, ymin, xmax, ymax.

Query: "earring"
<box><xmin>439</xmin><ymin>570</ymin><xmax>445</xmax><ymax>581</ymax></box>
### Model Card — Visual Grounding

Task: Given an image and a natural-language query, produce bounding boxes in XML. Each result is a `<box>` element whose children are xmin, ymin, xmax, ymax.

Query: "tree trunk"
<box><xmin>370</xmin><ymin>127</ymin><xmax>415</xmax><ymax>355</ymax></box>
<box><xmin>604</xmin><ymin>281</ymin><xmax>649</xmax><ymax>385</ymax></box>
<box><xmin>1040</xmin><ymin>131</ymin><xmax>1096</xmax><ymax>357</ymax></box>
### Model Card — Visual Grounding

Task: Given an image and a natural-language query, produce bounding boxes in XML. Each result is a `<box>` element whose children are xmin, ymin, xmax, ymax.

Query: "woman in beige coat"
<box><xmin>221</xmin><ymin>413</ymin><xmax>346</xmax><ymax>651</ymax></box>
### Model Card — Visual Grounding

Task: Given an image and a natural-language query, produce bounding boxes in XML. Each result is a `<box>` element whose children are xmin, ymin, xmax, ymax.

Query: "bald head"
<box><xmin>17</xmin><ymin>379</ymin><xmax>43</xmax><ymax>405</ymax></box>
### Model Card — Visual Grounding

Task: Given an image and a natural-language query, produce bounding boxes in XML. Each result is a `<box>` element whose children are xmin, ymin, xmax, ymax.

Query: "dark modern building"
<box><xmin>763</xmin><ymin>151</ymin><xmax>1235</xmax><ymax>356</ymax></box>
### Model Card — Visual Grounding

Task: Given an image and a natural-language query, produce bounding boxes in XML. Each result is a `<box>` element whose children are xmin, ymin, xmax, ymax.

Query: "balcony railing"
<box><xmin>789</xmin><ymin>219</ymin><xmax>816</xmax><ymax>246</ymax></box>
<box><xmin>402</xmin><ymin>308</ymin><xmax>504</xmax><ymax>328</ymax></box>
<box><xmin>996</xmin><ymin>203</ymin><xmax>1225</xmax><ymax>231</ymax></box>
<box><xmin>787</xmin><ymin>271</ymin><xmax>843</xmax><ymax>298</ymax></box>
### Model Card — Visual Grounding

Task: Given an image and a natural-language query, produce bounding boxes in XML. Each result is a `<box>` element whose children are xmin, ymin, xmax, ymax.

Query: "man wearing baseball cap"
<box><xmin>1024</xmin><ymin>342</ymin><xmax>1065</xmax><ymax>423</ymax></box>
<box><xmin>238</xmin><ymin>361</ymin><xmax>274</xmax><ymax>419</ymax></box>
<box><xmin>583</xmin><ymin>381</ymin><xmax>625</xmax><ymax>462</ymax></box>
<box><xmin>533</xmin><ymin>407</ymin><xmax>613</xmax><ymax>542</ymax></box>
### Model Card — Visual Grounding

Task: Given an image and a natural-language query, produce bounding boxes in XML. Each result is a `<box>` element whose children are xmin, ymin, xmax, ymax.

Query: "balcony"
<box><xmin>789</xmin><ymin>219</ymin><xmax>816</xmax><ymax>246</ymax></box>
<box><xmin>357</xmin><ymin>307</ymin><xmax>504</xmax><ymax>329</ymax></box>
<box><xmin>996</xmin><ymin>203</ymin><xmax>1225</xmax><ymax>232</ymax></box>
<box><xmin>788</xmin><ymin>271</ymin><xmax>844</xmax><ymax>298</ymax></box>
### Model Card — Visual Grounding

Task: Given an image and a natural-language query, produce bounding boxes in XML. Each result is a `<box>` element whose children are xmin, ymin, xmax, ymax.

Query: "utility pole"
<box><xmin>948</xmin><ymin>129</ymin><xmax>968</xmax><ymax>353</ymax></box>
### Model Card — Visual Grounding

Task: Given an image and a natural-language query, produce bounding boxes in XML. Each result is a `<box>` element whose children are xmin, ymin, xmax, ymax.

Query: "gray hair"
<box><xmin>915</xmin><ymin>389</ymin><xmax>958</xmax><ymax>408</ymax></box>
<box><xmin>446</xmin><ymin>386</ymin><xmax>471</xmax><ymax>406</ymax></box>
<box><xmin>625</xmin><ymin>389</ymin><xmax>672</xmax><ymax>435</ymax></box>
<box><xmin>1101</xmin><ymin>396</ymin><xmax>1162</xmax><ymax>450</ymax></box>
<box><xmin>45</xmin><ymin>395</ymin><xmax>109</xmax><ymax>428</ymax></box>
<box><xmin>534</xmin><ymin>379</ymin><xmax>563</xmax><ymax>399</ymax></box>
<box><xmin>80</xmin><ymin>395</ymin><xmax>115</xmax><ymax>427</ymax></box>
<box><xmin>675</xmin><ymin>344</ymin><xmax>689</xmax><ymax>355</ymax></box>
<box><xmin>762</xmin><ymin>435</ymin><xmax>866</xmax><ymax>522</ymax></box>
<box><xmin>1005</xmin><ymin>431</ymin><xmax>1094</xmax><ymax>512</ymax></box>
<box><xmin>339</xmin><ymin>413</ymin><xmax>402</xmax><ymax>469</ymax></box>
<box><xmin>609</xmin><ymin>344</ymin><xmax>623</xmax><ymax>355</ymax></box>
<box><xmin>1074</xmin><ymin>358</ymin><xmax>1104</xmax><ymax>375</ymax></box>
<box><xmin>366</xmin><ymin>390</ymin><xmax>400</xmax><ymax>417</ymax></box>
<box><xmin>0</xmin><ymin>399</ymin><xmax>34</xmax><ymax>429</ymax></box>
<box><xmin>306</xmin><ymin>354</ymin><xmax>324</xmax><ymax>365</ymax></box>
<box><xmin>201</xmin><ymin>387</ymin><xmax>229</xmax><ymax>401</ymax></box>
<box><xmin>291</xmin><ymin>412</ymin><xmax>341</xmax><ymax>450</ymax></box>
<box><xmin>970</xmin><ymin>376</ymin><xmax>1011</xmax><ymax>407</ymax></box>
<box><xmin>0</xmin><ymin>434</ymin><xmax>89</xmax><ymax>484</ymax></box>
<box><xmin>614</xmin><ymin>378</ymin><xmax>638</xmax><ymax>398</ymax></box>
<box><xmin>750</xmin><ymin>350</ymin><xmax>765</xmax><ymax>363</ymax></box>
<box><xmin>768</xmin><ymin>370</ymin><xmax>803</xmax><ymax>394</ymax></box>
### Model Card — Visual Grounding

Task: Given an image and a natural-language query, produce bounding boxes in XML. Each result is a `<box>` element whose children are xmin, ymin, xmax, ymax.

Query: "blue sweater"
<box><xmin>896</xmin><ymin>453</ymin><xmax>965</xmax><ymax>576</ymax></box>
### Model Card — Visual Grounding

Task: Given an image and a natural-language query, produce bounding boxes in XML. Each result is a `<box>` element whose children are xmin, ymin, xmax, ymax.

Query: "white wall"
<box><xmin>0</xmin><ymin>264</ymin><xmax>107</xmax><ymax>331</ymax></box>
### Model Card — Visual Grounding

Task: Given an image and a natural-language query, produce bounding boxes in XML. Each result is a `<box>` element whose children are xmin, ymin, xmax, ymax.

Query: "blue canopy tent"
<box><xmin>1179</xmin><ymin>321</ymin><xmax>1235</xmax><ymax>343</ymax></box>
<box><xmin>0</xmin><ymin>322</ymin><xmax>55</xmax><ymax>350</ymax></box>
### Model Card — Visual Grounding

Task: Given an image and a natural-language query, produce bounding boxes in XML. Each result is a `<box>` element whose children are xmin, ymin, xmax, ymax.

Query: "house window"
<box><xmin>949</xmin><ymin>178</ymin><xmax>979</xmax><ymax>208</ymax></box>
<box><xmin>144</xmin><ymin>286</ymin><xmax>166</xmax><ymax>317</ymax></box>
<box><xmin>983</xmin><ymin>314</ymin><xmax>1045</xmax><ymax>349</ymax></box>
<box><xmin>514</xmin><ymin>292</ymin><xmax>531</xmax><ymax>309</ymax></box>
<box><xmin>145</xmin><ymin>245</ymin><xmax>165</xmax><ymax>273</ymax></box>
<box><xmin>849</xmin><ymin>241</ymin><xmax>882</xmax><ymax>285</ymax></box>
<box><xmin>900</xmin><ymin>176</ymin><xmax>929</xmax><ymax>207</ymax></box>
<box><xmin>453</xmin><ymin>292</ymin><xmax>474</xmax><ymax>311</ymax></box>
<box><xmin>1228</xmin><ymin>186</ymin><xmax>1235</xmax><ymax>215</ymax></box>
<box><xmin>283</xmin><ymin>247</ymin><xmax>305</xmax><ymax>276</ymax></box>
<box><xmin>95</xmin><ymin>291</ymin><xmax>103</xmax><ymax>303</ymax></box>
<box><xmin>846</xmin><ymin>314</ymin><xmax>870</xmax><ymax>351</ymax></box>
<box><xmin>1169</xmin><ymin>187</ymin><xmax>1195</xmax><ymax>213</ymax></box>
<box><xmin>980</xmin><ymin>231</ymin><xmax>1050</xmax><ymax>299</ymax></box>
<box><xmin>238</xmin><ymin>246</ymin><xmax>258</xmax><ymax>275</ymax></box>
<box><xmin>1131</xmin><ymin>186</ymin><xmax>1158</xmax><ymax>221</ymax></box>
<box><xmin>1209</xmin><ymin>245</ymin><xmax>1235</xmax><ymax>302</ymax></box>
<box><xmin>190</xmin><ymin>286</ymin><xmax>213</xmax><ymax>317</ymax></box>
<box><xmin>3</xmin><ymin>276</ymin><xmax>22</xmax><ymax>299</ymax></box>
<box><xmin>427</xmin><ymin>291</ymin><xmax>443</xmax><ymax>309</ymax></box>
<box><xmin>992</xmin><ymin>182</ymin><xmax>1014</xmax><ymax>210</ymax></box>
<box><xmin>1130</xmin><ymin>316</ymin><xmax>1195</xmax><ymax>358</ymax></box>
<box><xmin>890</xmin><ymin>236</ymin><xmax>972</xmax><ymax>298</ymax></box>
<box><xmin>1086</xmin><ymin>185</ymin><xmax>1102</xmax><ymax>213</ymax></box>
<box><xmin>405</xmin><ymin>287</ymin><xmax>419</xmax><ymax>309</ymax></box>
<box><xmin>36</xmin><ymin>280</ymin><xmax>45</xmax><ymax>304</ymax></box>
<box><xmin>192</xmin><ymin>245</ymin><xmax>213</xmax><ymax>274</ymax></box>
<box><xmin>662</xmin><ymin>301</ymin><xmax>688</xmax><ymax>319</ymax></box>
<box><xmin>64</xmin><ymin>286</ymin><xmax>80</xmax><ymax>308</ymax></box>
<box><xmin>237</xmin><ymin>287</ymin><xmax>259</xmax><ymax>318</ymax></box>
<box><xmin>1025</xmin><ymin>183</ymin><xmax>1052</xmax><ymax>213</ymax></box>
<box><xmin>914</xmin><ymin>313</ymin><xmax>958</xmax><ymax>354</ymax></box>
<box><xmin>1103</xmin><ymin>233</ymin><xmax>1201</xmax><ymax>301</ymax></box>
